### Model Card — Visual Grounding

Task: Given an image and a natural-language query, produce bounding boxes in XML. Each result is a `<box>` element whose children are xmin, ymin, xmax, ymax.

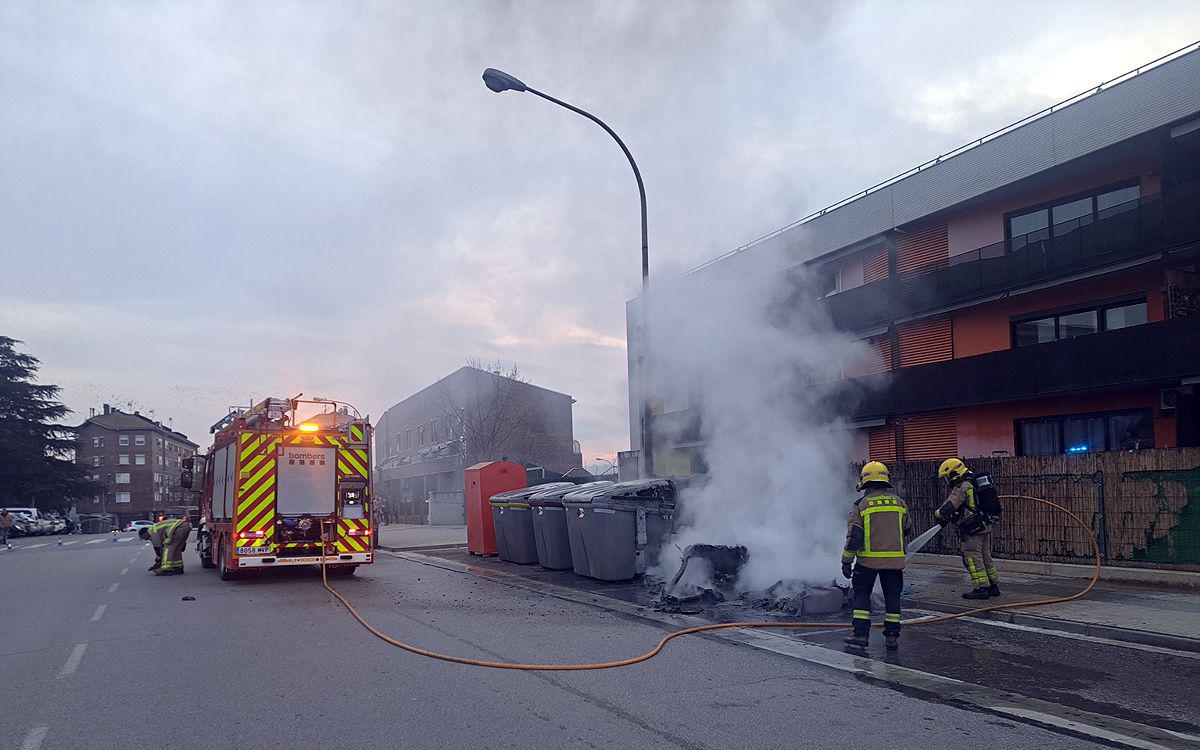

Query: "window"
<box><xmin>115</xmin><ymin>473</ymin><xmax>131</xmax><ymax>484</ymax></box>
<box><xmin>1006</xmin><ymin>181</ymin><xmax>1141</xmax><ymax>250</ymax></box>
<box><xmin>417</xmin><ymin>425</ymin><xmax>425</xmax><ymax>445</ymax></box>
<box><xmin>154</xmin><ymin>492</ymin><xmax>161</xmax><ymax>503</ymax></box>
<box><xmin>92</xmin><ymin>456</ymin><xmax>101</xmax><ymax>467</ymax></box>
<box><xmin>135</xmin><ymin>435</ymin><xmax>146</xmax><ymax>446</ymax></box>
<box><xmin>1012</xmin><ymin>298</ymin><xmax>1147</xmax><ymax>347</ymax></box>
<box><xmin>92</xmin><ymin>436</ymin><xmax>104</xmax><ymax>448</ymax></box>
<box><xmin>157</xmin><ymin>455</ymin><xmax>164</xmax><ymax>466</ymax></box>
<box><xmin>118</xmin><ymin>454</ymin><xmax>130</xmax><ymax>465</ymax></box>
<box><xmin>405</xmin><ymin>428</ymin><xmax>412</xmax><ymax>449</ymax></box>
<box><xmin>116</xmin><ymin>492</ymin><xmax>131</xmax><ymax>503</ymax></box>
<box><xmin>135</xmin><ymin>454</ymin><xmax>146</xmax><ymax>465</ymax></box>
<box><xmin>119</xmin><ymin>435</ymin><xmax>130</xmax><ymax>446</ymax></box>
<box><xmin>1016</xmin><ymin>409</ymin><xmax>1154</xmax><ymax>456</ymax></box>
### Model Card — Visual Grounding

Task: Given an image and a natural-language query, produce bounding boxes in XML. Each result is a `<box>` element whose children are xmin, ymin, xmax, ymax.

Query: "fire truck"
<box><xmin>184</xmin><ymin>396</ymin><xmax>374</xmax><ymax>580</ymax></box>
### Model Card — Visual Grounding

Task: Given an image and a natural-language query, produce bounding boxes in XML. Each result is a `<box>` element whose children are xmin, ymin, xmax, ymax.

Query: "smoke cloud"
<box><xmin>648</xmin><ymin>238</ymin><xmax>869</xmax><ymax>590</ymax></box>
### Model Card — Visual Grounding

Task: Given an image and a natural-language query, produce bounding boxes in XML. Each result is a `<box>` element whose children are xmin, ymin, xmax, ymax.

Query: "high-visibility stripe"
<box><xmin>852</xmin><ymin>610</ymin><xmax>871</xmax><ymax>620</ymax></box>
<box><xmin>884</xmin><ymin>613</ymin><xmax>902</xmax><ymax>622</ymax></box>
<box><xmin>240</xmin><ymin>435</ymin><xmax>264</xmax><ymax>462</ymax></box>
<box><xmin>238</xmin><ymin>462</ymin><xmax>274</xmax><ymax>497</ymax></box>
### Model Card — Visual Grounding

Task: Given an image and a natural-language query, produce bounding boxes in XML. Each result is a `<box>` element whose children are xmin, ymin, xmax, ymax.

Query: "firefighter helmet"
<box><xmin>938</xmin><ymin>457</ymin><xmax>969</xmax><ymax>482</ymax></box>
<box><xmin>857</xmin><ymin>461</ymin><xmax>891</xmax><ymax>491</ymax></box>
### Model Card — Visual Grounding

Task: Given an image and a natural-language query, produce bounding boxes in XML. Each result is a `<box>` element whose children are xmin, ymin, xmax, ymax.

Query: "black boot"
<box><xmin>988</xmin><ymin>584</ymin><xmax>1001</xmax><ymax>597</ymax></box>
<box><xmin>962</xmin><ymin>588</ymin><xmax>991</xmax><ymax>600</ymax></box>
<box><xmin>843</xmin><ymin>635</ymin><xmax>869</xmax><ymax>648</ymax></box>
<box><xmin>885</xmin><ymin>634</ymin><xmax>899</xmax><ymax>650</ymax></box>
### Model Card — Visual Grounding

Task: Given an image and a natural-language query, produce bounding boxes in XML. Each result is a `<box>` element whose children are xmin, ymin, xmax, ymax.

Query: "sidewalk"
<box><xmin>902</xmin><ymin>562</ymin><xmax>1200</xmax><ymax>651</ymax></box>
<box><xmin>376</xmin><ymin>523</ymin><xmax>466</xmax><ymax>551</ymax></box>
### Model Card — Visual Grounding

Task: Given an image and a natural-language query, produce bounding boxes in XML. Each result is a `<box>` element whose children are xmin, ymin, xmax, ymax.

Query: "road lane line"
<box><xmin>950</xmin><ymin>613</ymin><xmax>1200</xmax><ymax>661</ymax></box>
<box><xmin>19</xmin><ymin>726</ymin><xmax>49</xmax><ymax>750</ymax></box>
<box><xmin>120</xmin><ymin>567</ymin><xmax>129</xmax><ymax>576</ymax></box>
<box><xmin>26</xmin><ymin>543</ymin><xmax>49</xmax><ymax>549</ymax></box>
<box><xmin>62</xmin><ymin>540</ymin><xmax>79</xmax><ymax>546</ymax></box>
<box><xmin>128</xmin><ymin>557</ymin><xmax>137</xmax><ymax>564</ymax></box>
<box><xmin>86</xmin><ymin>539</ymin><xmax>103</xmax><ymax>544</ymax></box>
<box><xmin>91</xmin><ymin>604</ymin><xmax>107</xmax><ymax>622</ymax></box>
<box><xmin>57</xmin><ymin>643</ymin><xmax>88</xmax><ymax>678</ymax></box>
<box><xmin>108</xmin><ymin>583</ymin><xmax>119</xmax><ymax>593</ymax></box>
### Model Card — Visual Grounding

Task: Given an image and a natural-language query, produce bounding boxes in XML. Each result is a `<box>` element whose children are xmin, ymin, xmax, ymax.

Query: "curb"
<box><xmin>909</xmin><ymin>553</ymin><xmax>1200</xmax><ymax>588</ymax></box>
<box><xmin>904</xmin><ymin>597</ymin><xmax>1200</xmax><ymax>653</ymax></box>
<box><xmin>377</xmin><ymin>542</ymin><xmax>468</xmax><ymax>553</ymax></box>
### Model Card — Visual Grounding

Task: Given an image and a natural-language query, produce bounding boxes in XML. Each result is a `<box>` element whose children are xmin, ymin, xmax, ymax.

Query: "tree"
<box><xmin>0</xmin><ymin>336</ymin><xmax>101</xmax><ymax>508</ymax></box>
<box><xmin>435</xmin><ymin>358</ymin><xmax>558</xmax><ymax>468</ymax></box>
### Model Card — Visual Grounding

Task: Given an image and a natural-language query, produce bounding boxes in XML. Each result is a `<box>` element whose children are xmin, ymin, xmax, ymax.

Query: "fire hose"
<box><xmin>320</xmin><ymin>494</ymin><xmax>1100</xmax><ymax>671</ymax></box>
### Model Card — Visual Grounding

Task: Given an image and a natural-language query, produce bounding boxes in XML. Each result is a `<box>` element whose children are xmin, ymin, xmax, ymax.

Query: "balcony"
<box><xmin>823</xmin><ymin>182</ymin><xmax>1200</xmax><ymax>331</ymax></box>
<box><xmin>836</xmin><ymin>315</ymin><xmax>1200</xmax><ymax>418</ymax></box>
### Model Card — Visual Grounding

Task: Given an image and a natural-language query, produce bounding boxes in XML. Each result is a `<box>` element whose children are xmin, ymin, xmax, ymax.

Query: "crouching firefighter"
<box><xmin>138</xmin><ymin>517</ymin><xmax>191</xmax><ymax>576</ymax></box>
<box><xmin>842</xmin><ymin>461</ymin><xmax>911</xmax><ymax>650</ymax></box>
<box><xmin>935</xmin><ymin>458</ymin><xmax>1000</xmax><ymax>600</ymax></box>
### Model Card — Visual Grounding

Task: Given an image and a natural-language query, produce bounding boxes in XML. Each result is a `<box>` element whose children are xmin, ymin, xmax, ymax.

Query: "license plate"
<box><xmin>237</xmin><ymin>546</ymin><xmax>270</xmax><ymax>555</ymax></box>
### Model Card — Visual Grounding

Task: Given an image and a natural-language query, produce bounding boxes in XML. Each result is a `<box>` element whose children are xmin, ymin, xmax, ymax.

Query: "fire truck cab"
<box><xmin>188</xmin><ymin>396</ymin><xmax>374</xmax><ymax>580</ymax></box>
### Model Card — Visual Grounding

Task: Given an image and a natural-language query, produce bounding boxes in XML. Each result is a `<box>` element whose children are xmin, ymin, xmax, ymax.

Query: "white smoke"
<box><xmin>647</xmin><ymin>238</ymin><xmax>870</xmax><ymax>591</ymax></box>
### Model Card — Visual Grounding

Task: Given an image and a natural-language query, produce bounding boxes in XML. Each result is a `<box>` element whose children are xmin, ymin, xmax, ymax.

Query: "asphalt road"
<box><xmin>0</xmin><ymin>533</ymin><xmax>1181</xmax><ymax>750</ymax></box>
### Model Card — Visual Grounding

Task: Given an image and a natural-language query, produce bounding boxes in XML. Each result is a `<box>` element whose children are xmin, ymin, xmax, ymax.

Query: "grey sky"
<box><xmin>2</xmin><ymin>1</ymin><xmax>1197</xmax><ymax>456</ymax></box>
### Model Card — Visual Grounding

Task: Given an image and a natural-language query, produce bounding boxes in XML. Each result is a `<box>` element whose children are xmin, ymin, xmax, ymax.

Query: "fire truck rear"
<box><xmin>186</xmin><ymin>397</ymin><xmax>374</xmax><ymax>579</ymax></box>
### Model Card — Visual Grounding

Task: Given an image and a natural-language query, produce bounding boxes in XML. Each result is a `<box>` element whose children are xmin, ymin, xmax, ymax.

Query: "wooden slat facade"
<box><xmin>900</xmin><ymin>410</ymin><xmax>958</xmax><ymax>461</ymax></box>
<box><xmin>862</xmin><ymin>245</ymin><xmax>889</xmax><ymax>284</ymax></box>
<box><xmin>897</xmin><ymin>315</ymin><xmax>953</xmax><ymax>368</ymax></box>
<box><xmin>896</xmin><ymin>223</ymin><xmax>948</xmax><ymax>276</ymax></box>
<box><xmin>868</xmin><ymin>425</ymin><xmax>897</xmax><ymax>463</ymax></box>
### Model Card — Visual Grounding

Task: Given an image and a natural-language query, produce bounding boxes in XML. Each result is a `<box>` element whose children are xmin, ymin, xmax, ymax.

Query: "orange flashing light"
<box><xmin>298</xmin><ymin>423</ymin><xmax>320</xmax><ymax>432</ymax></box>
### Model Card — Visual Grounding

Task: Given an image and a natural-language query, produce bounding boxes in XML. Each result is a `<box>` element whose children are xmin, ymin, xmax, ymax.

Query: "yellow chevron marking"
<box><xmin>240</xmin><ymin>435</ymin><xmax>264</xmax><ymax>462</ymax></box>
<box><xmin>237</xmin><ymin>477</ymin><xmax>276</xmax><ymax>515</ymax></box>
<box><xmin>238</xmin><ymin>462</ymin><xmax>274</xmax><ymax>496</ymax></box>
<box><xmin>238</xmin><ymin>491</ymin><xmax>275</xmax><ymax>528</ymax></box>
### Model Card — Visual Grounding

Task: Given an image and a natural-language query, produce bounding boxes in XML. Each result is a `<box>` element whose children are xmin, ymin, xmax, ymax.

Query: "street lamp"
<box><xmin>482</xmin><ymin>67</ymin><xmax>654</xmax><ymax>477</ymax></box>
<box><xmin>593</xmin><ymin>457</ymin><xmax>616</xmax><ymax>476</ymax></box>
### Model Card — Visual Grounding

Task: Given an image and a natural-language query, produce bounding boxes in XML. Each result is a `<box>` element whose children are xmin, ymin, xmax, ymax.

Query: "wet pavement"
<box><xmin>422</xmin><ymin>546</ymin><xmax>1200</xmax><ymax>739</ymax></box>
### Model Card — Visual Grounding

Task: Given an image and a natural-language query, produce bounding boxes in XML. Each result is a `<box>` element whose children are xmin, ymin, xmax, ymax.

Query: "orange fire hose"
<box><xmin>320</xmin><ymin>494</ymin><xmax>1101</xmax><ymax>670</ymax></box>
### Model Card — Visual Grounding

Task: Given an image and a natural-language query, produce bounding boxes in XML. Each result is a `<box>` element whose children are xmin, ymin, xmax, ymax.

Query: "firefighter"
<box><xmin>935</xmin><ymin>457</ymin><xmax>999</xmax><ymax>599</ymax></box>
<box><xmin>841</xmin><ymin>461</ymin><xmax>911</xmax><ymax>650</ymax></box>
<box><xmin>138</xmin><ymin>517</ymin><xmax>191</xmax><ymax>576</ymax></box>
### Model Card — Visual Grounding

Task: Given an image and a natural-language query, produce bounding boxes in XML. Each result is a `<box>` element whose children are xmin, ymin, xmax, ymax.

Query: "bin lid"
<box><xmin>528</xmin><ymin>481</ymin><xmax>613</xmax><ymax>507</ymax></box>
<box><xmin>488</xmin><ymin>482</ymin><xmax>576</xmax><ymax>507</ymax></box>
<box><xmin>562</xmin><ymin>478</ymin><xmax>676</xmax><ymax>510</ymax></box>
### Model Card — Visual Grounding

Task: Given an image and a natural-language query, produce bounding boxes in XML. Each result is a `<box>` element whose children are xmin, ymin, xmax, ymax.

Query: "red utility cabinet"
<box><xmin>464</xmin><ymin>461</ymin><xmax>525</xmax><ymax>556</ymax></box>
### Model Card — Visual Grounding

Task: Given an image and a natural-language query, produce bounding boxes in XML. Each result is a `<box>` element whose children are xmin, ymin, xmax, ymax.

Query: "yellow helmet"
<box><xmin>938</xmin><ymin>457</ymin><xmax>968</xmax><ymax>482</ymax></box>
<box><xmin>857</xmin><ymin>461</ymin><xmax>891</xmax><ymax>491</ymax></box>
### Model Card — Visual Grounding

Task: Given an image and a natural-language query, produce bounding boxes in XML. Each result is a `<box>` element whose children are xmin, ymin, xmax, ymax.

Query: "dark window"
<box><xmin>1012</xmin><ymin>298</ymin><xmax>1147</xmax><ymax>347</ymax></box>
<box><xmin>1016</xmin><ymin>408</ymin><xmax>1154</xmax><ymax>456</ymax></box>
<box><xmin>1006</xmin><ymin>181</ymin><xmax>1140</xmax><ymax>250</ymax></box>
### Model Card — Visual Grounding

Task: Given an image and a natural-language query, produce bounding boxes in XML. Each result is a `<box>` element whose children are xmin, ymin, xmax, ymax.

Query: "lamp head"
<box><xmin>482</xmin><ymin>68</ymin><xmax>527</xmax><ymax>93</ymax></box>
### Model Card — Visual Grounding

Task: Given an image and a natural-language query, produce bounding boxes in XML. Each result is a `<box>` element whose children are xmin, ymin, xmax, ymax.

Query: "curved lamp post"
<box><xmin>482</xmin><ymin>67</ymin><xmax>654</xmax><ymax>477</ymax></box>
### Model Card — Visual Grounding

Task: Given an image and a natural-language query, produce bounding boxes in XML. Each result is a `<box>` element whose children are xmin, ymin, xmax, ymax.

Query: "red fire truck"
<box><xmin>185</xmin><ymin>396</ymin><xmax>374</xmax><ymax>580</ymax></box>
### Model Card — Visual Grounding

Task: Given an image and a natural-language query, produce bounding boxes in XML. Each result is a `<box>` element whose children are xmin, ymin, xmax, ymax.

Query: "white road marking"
<box><xmin>19</xmin><ymin>726</ymin><xmax>49</xmax><ymax>750</ymax></box>
<box><xmin>120</xmin><ymin>567</ymin><xmax>129</xmax><ymax>576</ymax></box>
<box><xmin>128</xmin><ymin>557</ymin><xmax>138</xmax><ymax>564</ymax></box>
<box><xmin>90</xmin><ymin>604</ymin><xmax>107</xmax><ymax>622</ymax></box>
<box><xmin>86</xmin><ymin>539</ymin><xmax>103</xmax><ymax>544</ymax></box>
<box><xmin>57</xmin><ymin>643</ymin><xmax>87</xmax><ymax>678</ymax></box>
<box><xmin>108</xmin><ymin>583</ymin><xmax>119</xmax><ymax>593</ymax></box>
<box><xmin>949</xmin><ymin>613</ymin><xmax>1200</xmax><ymax>661</ymax></box>
<box><xmin>61</xmin><ymin>540</ymin><xmax>79</xmax><ymax>546</ymax></box>
<box><xmin>26</xmin><ymin>543</ymin><xmax>49</xmax><ymax>549</ymax></box>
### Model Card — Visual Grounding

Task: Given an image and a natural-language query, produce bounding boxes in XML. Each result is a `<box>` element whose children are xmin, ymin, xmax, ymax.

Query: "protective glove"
<box><xmin>841</xmin><ymin>561</ymin><xmax>854</xmax><ymax>579</ymax></box>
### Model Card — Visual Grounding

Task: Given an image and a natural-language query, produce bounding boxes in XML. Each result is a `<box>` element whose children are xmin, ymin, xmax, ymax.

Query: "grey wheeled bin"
<box><xmin>561</xmin><ymin>479</ymin><xmax>676</xmax><ymax>581</ymax></box>
<box><xmin>528</xmin><ymin>481</ymin><xmax>613</xmax><ymax>570</ymax></box>
<box><xmin>489</xmin><ymin>483</ymin><xmax>575</xmax><ymax>564</ymax></box>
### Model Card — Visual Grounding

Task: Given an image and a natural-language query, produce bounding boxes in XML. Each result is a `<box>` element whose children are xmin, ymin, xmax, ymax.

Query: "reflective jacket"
<box><xmin>842</xmin><ymin>488</ymin><xmax>912</xmax><ymax>571</ymax></box>
<box><xmin>145</xmin><ymin>519</ymin><xmax>183</xmax><ymax>548</ymax></box>
<box><xmin>935</xmin><ymin>479</ymin><xmax>991</xmax><ymax>535</ymax></box>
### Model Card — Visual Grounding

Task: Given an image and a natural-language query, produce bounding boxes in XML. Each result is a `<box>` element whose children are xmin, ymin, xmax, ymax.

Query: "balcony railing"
<box><xmin>824</xmin><ymin>182</ymin><xmax>1200</xmax><ymax>330</ymax></box>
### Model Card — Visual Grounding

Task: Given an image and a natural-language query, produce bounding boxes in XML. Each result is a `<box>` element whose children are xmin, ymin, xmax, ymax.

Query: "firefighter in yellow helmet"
<box><xmin>934</xmin><ymin>458</ymin><xmax>999</xmax><ymax>599</ymax></box>
<box><xmin>841</xmin><ymin>461</ymin><xmax>911</xmax><ymax>650</ymax></box>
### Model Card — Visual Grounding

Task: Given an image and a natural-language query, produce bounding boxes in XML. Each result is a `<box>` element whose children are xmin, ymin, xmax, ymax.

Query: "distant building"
<box><xmin>375</xmin><ymin>367</ymin><xmax>583</xmax><ymax>522</ymax></box>
<box><xmin>74</xmin><ymin>404</ymin><xmax>199</xmax><ymax>522</ymax></box>
<box><xmin>629</xmin><ymin>47</ymin><xmax>1200</xmax><ymax>470</ymax></box>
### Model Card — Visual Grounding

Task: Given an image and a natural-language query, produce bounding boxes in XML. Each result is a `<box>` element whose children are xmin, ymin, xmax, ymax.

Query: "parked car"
<box><xmin>6</xmin><ymin>507</ymin><xmax>51</xmax><ymax>535</ymax></box>
<box><xmin>10</xmin><ymin>512</ymin><xmax>35</xmax><ymax>537</ymax></box>
<box><xmin>124</xmin><ymin>520</ymin><xmax>155</xmax><ymax>533</ymax></box>
<box><xmin>46</xmin><ymin>514</ymin><xmax>68</xmax><ymax>534</ymax></box>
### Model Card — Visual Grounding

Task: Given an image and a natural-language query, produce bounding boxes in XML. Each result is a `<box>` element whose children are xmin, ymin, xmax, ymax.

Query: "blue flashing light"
<box><xmin>1067</xmin><ymin>445</ymin><xmax>1090</xmax><ymax>453</ymax></box>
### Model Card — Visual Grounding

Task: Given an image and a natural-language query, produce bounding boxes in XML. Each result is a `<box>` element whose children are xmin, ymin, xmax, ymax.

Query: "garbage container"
<box><xmin>528</xmin><ymin>481</ymin><xmax>613</xmax><ymax>570</ymax></box>
<box><xmin>562</xmin><ymin>479</ymin><xmax>676</xmax><ymax>581</ymax></box>
<box><xmin>489</xmin><ymin>483</ymin><xmax>576</xmax><ymax>564</ymax></box>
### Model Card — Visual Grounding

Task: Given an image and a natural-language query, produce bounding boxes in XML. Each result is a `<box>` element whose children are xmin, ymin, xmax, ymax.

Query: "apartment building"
<box><xmin>75</xmin><ymin>404</ymin><xmax>199</xmax><ymax>520</ymax></box>
<box><xmin>630</xmin><ymin>46</ymin><xmax>1200</xmax><ymax>469</ymax></box>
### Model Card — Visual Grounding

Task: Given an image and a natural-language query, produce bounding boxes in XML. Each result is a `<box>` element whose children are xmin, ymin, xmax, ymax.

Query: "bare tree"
<box><xmin>435</xmin><ymin>359</ymin><xmax>558</xmax><ymax>468</ymax></box>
